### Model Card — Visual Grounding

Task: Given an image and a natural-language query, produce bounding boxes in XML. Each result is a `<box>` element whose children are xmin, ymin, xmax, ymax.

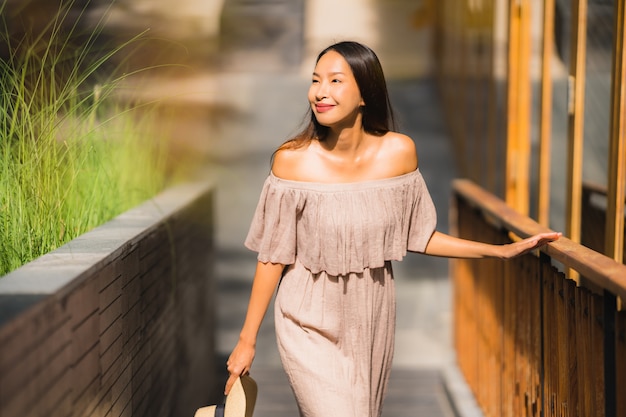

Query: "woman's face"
<box><xmin>308</xmin><ymin>50</ymin><xmax>365</xmax><ymax>129</ymax></box>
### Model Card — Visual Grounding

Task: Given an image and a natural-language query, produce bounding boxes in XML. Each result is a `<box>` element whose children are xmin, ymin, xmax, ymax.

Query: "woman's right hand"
<box><xmin>225</xmin><ymin>339</ymin><xmax>256</xmax><ymax>395</ymax></box>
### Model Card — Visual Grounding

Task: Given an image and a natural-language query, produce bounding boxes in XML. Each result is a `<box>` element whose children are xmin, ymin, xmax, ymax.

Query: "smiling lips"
<box><xmin>315</xmin><ymin>103</ymin><xmax>335</xmax><ymax>113</ymax></box>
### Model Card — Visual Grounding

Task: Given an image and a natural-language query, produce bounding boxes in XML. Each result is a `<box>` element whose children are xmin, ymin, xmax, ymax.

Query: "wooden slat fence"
<box><xmin>453</xmin><ymin>179</ymin><xmax>626</xmax><ymax>417</ymax></box>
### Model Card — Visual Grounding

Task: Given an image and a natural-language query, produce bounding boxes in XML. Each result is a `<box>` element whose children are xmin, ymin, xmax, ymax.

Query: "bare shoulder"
<box><xmin>272</xmin><ymin>145</ymin><xmax>309</xmax><ymax>180</ymax></box>
<box><xmin>379</xmin><ymin>132</ymin><xmax>419</xmax><ymax>173</ymax></box>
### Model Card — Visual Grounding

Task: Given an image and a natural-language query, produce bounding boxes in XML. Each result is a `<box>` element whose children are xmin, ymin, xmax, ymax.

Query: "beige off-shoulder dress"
<box><xmin>244</xmin><ymin>169</ymin><xmax>437</xmax><ymax>417</ymax></box>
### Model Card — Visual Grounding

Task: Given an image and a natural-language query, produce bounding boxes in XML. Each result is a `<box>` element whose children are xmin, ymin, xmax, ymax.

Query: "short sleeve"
<box><xmin>406</xmin><ymin>172</ymin><xmax>437</xmax><ymax>253</ymax></box>
<box><xmin>244</xmin><ymin>177</ymin><xmax>298</xmax><ymax>265</ymax></box>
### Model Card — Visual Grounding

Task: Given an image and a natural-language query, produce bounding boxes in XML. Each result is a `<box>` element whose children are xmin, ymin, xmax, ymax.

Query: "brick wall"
<box><xmin>0</xmin><ymin>181</ymin><xmax>216</xmax><ymax>417</ymax></box>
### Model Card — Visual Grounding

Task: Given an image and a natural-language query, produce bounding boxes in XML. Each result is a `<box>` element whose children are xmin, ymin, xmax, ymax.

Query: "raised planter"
<box><xmin>0</xmin><ymin>180</ymin><xmax>216</xmax><ymax>417</ymax></box>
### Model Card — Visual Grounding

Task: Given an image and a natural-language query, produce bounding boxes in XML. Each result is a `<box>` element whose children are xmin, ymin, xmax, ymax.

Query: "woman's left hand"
<box><xmin>499</xmin><ymin>231</ymin><xmax>561</xmax><ymax>259</ymax></box>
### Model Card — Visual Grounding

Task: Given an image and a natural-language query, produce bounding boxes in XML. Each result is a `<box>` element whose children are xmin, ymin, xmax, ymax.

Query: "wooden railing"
<box><xmin>453</xmin><ymin>179</ymin><xmax>626</xmax><ymax>417</ymax></box>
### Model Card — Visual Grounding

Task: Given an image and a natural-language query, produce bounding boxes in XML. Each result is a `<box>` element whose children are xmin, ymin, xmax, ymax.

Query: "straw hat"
<box><xmin>195</xmin><ymin>375</ymin><xmax>257</xmax><ymax>417</ymax></box>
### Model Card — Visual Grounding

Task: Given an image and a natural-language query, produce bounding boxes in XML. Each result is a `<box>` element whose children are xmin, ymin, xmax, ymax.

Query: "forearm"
<box><xmin>423</xmin><ymin>230</ymin><xmax>561</xmax><ymax>259</ymax></box>
<box><xmin>239</xmin><ymin>261</ymin><xmax>284</xmax><ymax>345</ymax></box>
<box><xmin>423</xmin><ymin>231</ymin><xmax>503</xmax><ymax>259</ymax></box>
<box><xmin>225</xmin><ymin>260</ymin><xmax>284</xmax><ymax>393</ymax></box>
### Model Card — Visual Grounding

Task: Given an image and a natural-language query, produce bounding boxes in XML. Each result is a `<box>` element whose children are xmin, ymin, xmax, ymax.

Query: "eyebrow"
<box><xmin>312</xmin><ymin>71</ymin><xmax>345</xmax><ymax>77</ymax></box>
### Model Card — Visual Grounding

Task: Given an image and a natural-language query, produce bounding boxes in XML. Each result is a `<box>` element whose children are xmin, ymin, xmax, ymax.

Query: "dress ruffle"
<box><xmin>244</xmin><ymin>169</ymin><xmax>437</xmax><ymax>276</ymax></box>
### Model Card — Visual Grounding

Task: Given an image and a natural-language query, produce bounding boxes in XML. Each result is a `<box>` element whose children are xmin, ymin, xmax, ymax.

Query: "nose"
<box><xmin>314</xmin><ymin>80</ymin><xmax>329</xmax><ymax>100</ymax></box>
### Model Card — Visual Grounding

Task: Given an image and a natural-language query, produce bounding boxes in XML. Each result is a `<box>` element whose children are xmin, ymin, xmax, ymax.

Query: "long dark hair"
<box><xmin>278</xmin><ymin>41</ymin><xmax>396</xmax><ymax>151</ymax></box>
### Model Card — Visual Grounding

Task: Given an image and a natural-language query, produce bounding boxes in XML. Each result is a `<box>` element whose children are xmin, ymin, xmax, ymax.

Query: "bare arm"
<box><xmin>225</xmin><ymin>261</ymin><xmax>284</xmax><ymax>394</ymax></box>
<box><xmin>423</xmin><ymin>230</ymin><xmax>561</xmax><ymax>259</ymax></box>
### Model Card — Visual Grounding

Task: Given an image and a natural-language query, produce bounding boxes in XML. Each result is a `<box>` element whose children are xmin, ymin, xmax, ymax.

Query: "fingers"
<box><xmin>224</xmin><ymin>356</ymin><xmax>252</xmax><ymax>395</ymax></box>
<box><xmin>224</xmin><ymin>368</ymin><xmax>251</xmax><ymax>394</ymax></box>
<box><xmin>224</xmin><ymin>360</ymin><xmax>242</xmax><ymax>395</ymax></box>
<box><xmin>226</xmin><ymin>359</ymin><xmax>249</xmax><ymax>379</ymax></box>
<box><xmin>534</xmin><ymin>232</ymin><xmax>561</xmax><ymax>246</ymax></box>
<box><xmin>523</xmin><ymin>232</ymin><xmax>561</xmax><ymax>254</ymax></box>
<box><xmin>506</xmin><ymin>232</ymin><xmax>561</xmax><ymax>259</ymax></box>
<box><xmin>224</xmin><ymin>373</ymin><xmax>238</xmax><ymax>395</ymax></box>
<box><xmin>538</xmin><ymin>231</ymin><xmax>560</xmax><ymax>239</ymax></box>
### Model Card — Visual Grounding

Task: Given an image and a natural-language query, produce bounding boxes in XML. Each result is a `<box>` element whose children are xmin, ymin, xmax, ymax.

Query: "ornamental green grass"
<box><xmin>0</xmin><ymin>0</ymin><xmax>176</xmax><ymax>276</ymax></box>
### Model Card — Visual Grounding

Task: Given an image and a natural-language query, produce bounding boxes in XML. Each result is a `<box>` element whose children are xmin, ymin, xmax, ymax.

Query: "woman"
<box><xmin>225</xmin><ymin>41</ymin><xmax>560</xmax><ymax>417</ymax></box>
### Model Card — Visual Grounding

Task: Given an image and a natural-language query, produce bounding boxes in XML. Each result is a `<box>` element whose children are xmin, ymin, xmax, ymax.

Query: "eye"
<box><xmin>332</xmin><ymin>78</ymin><xmax>341</xmax><ymax>83</ymax></box>
<box><xmin>311</xmin><ymin>78</ymin><xmax>320</xmax><ymax>84</ymax></box>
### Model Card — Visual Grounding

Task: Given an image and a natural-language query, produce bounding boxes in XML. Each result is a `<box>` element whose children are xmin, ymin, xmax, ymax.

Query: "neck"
<box><xmin>322</xmin><ymin>113</ymin><xmax>368</xmax><ymax>156</ymax></box>
<box><xmin>325</xmin><ymin>127</ymin><xmax>367</xmax><ymax>153</ymax></box>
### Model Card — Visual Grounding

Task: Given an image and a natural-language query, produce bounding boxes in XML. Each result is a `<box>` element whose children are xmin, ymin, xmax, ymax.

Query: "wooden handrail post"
<box><xmin>505</xmin><ymin>0</ymin><xmax>532</xmax><ymax>215</ymax></box>
<box><xmin>605</xmin><ymin>0</ymin><xmax>626</xmax><ymax>265</ymax></box>
<box><xmin>538</xmin><ymin>0</ymin><xmax>555</xmax><ymax>227</ymax></box>
<box><xmin>565</xmin><ymin>0</ymin><xmax>588</xmax><ymax>281</ymax></box>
